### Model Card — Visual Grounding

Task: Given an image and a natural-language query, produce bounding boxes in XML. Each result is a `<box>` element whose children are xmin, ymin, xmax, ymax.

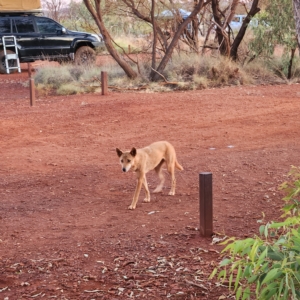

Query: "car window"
<box><xmin>13</xmin><ymin>18</ymin><xmax>35</xmax><ymax>33</ymax></box>
<box><xmin>0</xmin><ymin>18</ymin><xmax>11</xmax><ymax>33</ymax></box>
<box><xmin>35</xmin><ymin>17</ymin><xmax>62</xmax><ymax>34</ymax></box>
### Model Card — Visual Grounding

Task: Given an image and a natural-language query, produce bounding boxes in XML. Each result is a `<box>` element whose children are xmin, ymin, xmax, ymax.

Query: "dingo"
<box><xmin>116</xmin><ymin>141</ymin><xmax>183</xmax><ymax>210</ymax></box>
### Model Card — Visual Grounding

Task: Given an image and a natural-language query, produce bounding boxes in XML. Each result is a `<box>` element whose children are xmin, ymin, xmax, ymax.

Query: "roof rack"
<box><xmin>0</xmin><ymin>9</ymin><xmax>42</xmax><ymax>15</ymax></box>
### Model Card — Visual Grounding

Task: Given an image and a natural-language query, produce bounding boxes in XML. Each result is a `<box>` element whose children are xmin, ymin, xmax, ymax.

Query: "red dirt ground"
<box><xmin>0</xmin><ymin>64</ymin><xmax>300</xmax><ymax>299</ymax></box>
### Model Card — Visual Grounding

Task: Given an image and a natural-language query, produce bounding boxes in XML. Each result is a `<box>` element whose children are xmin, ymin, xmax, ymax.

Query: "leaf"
<box><xmin>243</xmin><ymin>265</ymin><xmax>252</xmax><ymax>278</ymax></box>
<box><xmin>249</xmin><ymin>240</ymin><xmax>260</xmax><ymax>262</ymax></box>
<box><xmin>257</xmin><ymin>247</ymin><xmax>268</xmax><ymax>264</ymax></box>
<box><xmin>220</xmin><ymin>258</ymin><xmax>232</xmax><ymax>267</ymax></box>
<box><xmin>289</xmin><ymin>277</ymin><xmax>296</xmax><ymax>298</ymax></box>
<box><xmin>277</xmin><ymin>278</ymin><xmax>284</xmax><ymax>300</ymax></box>
<box><xmin>234</xmin><ymin>265</ymin><xmax>242</xmax><ymax>291</ymax></box>
<box><xmin>270</xmin><ymin>221</ymin><xmax>289</xmax><ymax>229</ymax></box>
<box><xmin>242</xmin><ymin>286</ymin><xmax>251</xmax><ymax>300</ymax></box>
<box><xmin>236</xmin><ymin>286</ymin><xmax>242</xmax><ymax>300</ymax></box>
<box><xmin>261</xmin><ymin>268</ymin><xmax>282</xmax><ymax>286</ymax></box>
<box><xmin>260</xmin><ymin>282</ymin><xmax>278</xmax><ymax>299</ymax></box>
<box><xmin>229</xmin><ymin>272</ymin><xmax>233</xmax><ymax>290</ymax></box>
<box><xmin>259</xmin><ymin>225</ymin><xmax>265</xmax><ymax>236</ymax></box>
<box><xmin>217</xmin><ymin>269</ymin><xmax>226</xmax><ymax>281</ymax></box>
<box><xmin>209</xmin><ymin>267</ymin><xmax>218</xmax><ymax>279</ymax></box>
<box><xmin>267</xmin><ymin>250</ymin><xmax>284</xmax><ymax>261</ymax></box>
<box><xmin>248</xmin><ymin>274</ymin><xmax>258</xmax><ymax>284</ymax></box>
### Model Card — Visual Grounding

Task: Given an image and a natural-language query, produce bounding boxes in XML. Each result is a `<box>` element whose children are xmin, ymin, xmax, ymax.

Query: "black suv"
<box><xmin>0</xmin><ymin>13</ymin><xmax>104</xmax><ymax>73</ymax></box>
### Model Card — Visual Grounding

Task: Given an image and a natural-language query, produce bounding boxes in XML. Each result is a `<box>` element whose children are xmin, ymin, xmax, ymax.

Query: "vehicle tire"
<box><xmin>0</xmin><ymin>50</ymin><xmax>18</xmax><ymax>74</ymax></box>
<box><xmin>74</xmin><ymin>46</ymin><xmax>96</xmax><ymax>66</ymax></box>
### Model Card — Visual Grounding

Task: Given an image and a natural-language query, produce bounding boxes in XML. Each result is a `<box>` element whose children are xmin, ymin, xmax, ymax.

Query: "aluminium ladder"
<box><xmin>2</xmin><ymin>36</ymin><xmax>21</xmax><ymax>74</ymax></box>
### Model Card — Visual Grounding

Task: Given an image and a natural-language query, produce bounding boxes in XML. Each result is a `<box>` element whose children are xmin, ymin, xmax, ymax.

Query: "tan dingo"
<box><xmin>116</xmin><ymin>141</ymin><xmax>183</xmax><ymax>210</ymax></box>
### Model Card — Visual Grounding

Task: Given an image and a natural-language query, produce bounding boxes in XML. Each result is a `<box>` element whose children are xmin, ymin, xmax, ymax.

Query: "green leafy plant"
<box><xmin>249</xmin><ymin>0</ymin><xmax>297</xmax><ymax>79</ymax></box>
<box><xmin>210</xmin><ymin>166</ymin><xmax>300</xmax><ymax>300</ymax></box>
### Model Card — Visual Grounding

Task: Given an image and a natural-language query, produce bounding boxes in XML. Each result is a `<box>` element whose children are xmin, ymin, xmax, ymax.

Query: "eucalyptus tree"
<box><xmin>82</xmin><ymin>0</ymin><xmax>210</xmax><ymax>81</ymax></box>
<box><xmin>294</xmin><ymin>0</ymin><xmax>300</xmax><ymax>48</ymax></box>
<box><xmin>250</xmin><ymin>0</ymin><xmax>297</xmax><ymax>79</ymax></box>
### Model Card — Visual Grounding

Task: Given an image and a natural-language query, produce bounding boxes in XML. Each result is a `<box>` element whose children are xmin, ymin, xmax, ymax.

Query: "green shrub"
<box><xmin>210</xmin><ymin>166</ymin><xmax>300</xmax><ymax>300</ymax></box>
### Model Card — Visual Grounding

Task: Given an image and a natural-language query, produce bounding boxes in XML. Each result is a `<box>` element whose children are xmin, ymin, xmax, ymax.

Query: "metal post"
<box><xmin>199</xmin><ymin>172</ymin><xmax>213</xmax><ymax>237</ymax></box>
<box><xmin>101</xmin><ymin>71</ymin><xmax>108</xmax><ymax>95</ymax></box>
<box><xmin>30</xmin><ymin>78</ymin><xmax>35</xmax><ymax>106</ymax></box>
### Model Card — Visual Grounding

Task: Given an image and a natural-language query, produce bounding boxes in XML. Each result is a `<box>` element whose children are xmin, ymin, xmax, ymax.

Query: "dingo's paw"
<box><xmin>168</xmin><ymin>191</ymin><xmax>175</xmax><ymax>196</ymax></box>
<box><xmin>153</xmin><ymin>187</ymin><xmax>163</xmax><ymax>193</ymax></box>
<box><xmin>143</xmin><ymin>197</ymin><xmax>150</xmax><ymax>203</ymax></box>
<box><xmin>128</xmin><ymin>205</ymin><xmax>136</xmax><ymax>210</ymax></box>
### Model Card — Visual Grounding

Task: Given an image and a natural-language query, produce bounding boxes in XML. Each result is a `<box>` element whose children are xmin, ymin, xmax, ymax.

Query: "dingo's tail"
<box><xmin>176</xmin><ymin>160</ymin><xmax>184</xmax><ymax>171</ymax></box>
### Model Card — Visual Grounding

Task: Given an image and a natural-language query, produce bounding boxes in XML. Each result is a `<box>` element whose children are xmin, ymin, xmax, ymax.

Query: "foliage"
<box><xmin>61</xmin><ymin>1</ymin><xmax>152</xmax><ymax>37</ymax></box>
<box><xmin>34</xmin><ymin>53</ymin><xmax>296</xmax><ymax>95</ymax></box>
<box><xmin>210</xmin><ymin>166</ymin><xmax>300</xmax><ymax>300</ymax></box>
<box><xmin>249</xmin><ymin>0</ymin><xmax>297</xmax><ymax>75</ymax></box>
<box><xmin>35</xmin><ymin>66</ymin><xmax>74</xmax><ymax>89</ymax></box>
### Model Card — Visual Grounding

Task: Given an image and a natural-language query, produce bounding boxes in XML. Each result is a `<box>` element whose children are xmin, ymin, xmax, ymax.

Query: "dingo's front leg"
<box><xmin>128</xmin><ymin>173</ymin><xmax>144</xmax><ymax>210</ymax></box>
<box><xmin>143</xmin><ymin>175</ymin><xmax>150</xmax><ymax>203</ymax></box>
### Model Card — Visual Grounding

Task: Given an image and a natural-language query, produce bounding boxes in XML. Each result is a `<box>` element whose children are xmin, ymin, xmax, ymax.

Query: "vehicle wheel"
<box><xmin>0</xmin><ymin>50</ymin><xmax>18</xmax><ymax>74</ymax></box>
<box><xmin>74</xmin><ymin>46</ymin><xmax>96</xmax><ymax>66</ymax></box>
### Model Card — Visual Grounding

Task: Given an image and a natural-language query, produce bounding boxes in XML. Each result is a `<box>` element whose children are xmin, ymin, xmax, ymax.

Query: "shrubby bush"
<box><xmin>210</xmin><ymin>166</ymin><xmax>300</xmax><ymax>300</ymax></box>
<box><xmin>34</xmin><ymin>53</ymin><xmax>295</xmax><ymax>95</ymax></box>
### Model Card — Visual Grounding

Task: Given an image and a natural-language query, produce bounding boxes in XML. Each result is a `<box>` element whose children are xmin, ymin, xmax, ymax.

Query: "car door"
<box><xmin>12</xmin><ymin>16</ymin><xmax>42</xmax><ymax>58</ymax></box>
<box><xmin>34</xmin><ymin>16</ymin><xmax>72</xmax><ymax>58</ymax></box>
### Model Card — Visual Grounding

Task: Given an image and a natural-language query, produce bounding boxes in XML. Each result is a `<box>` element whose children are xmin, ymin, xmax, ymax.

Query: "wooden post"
<box><xmin>101</xmin><ymin>71</ymin><xmax>108</xmax><ymax>95</ymax></box>
<box><xmin>28</xmin><ymin>63</ymin><xmax>32</xmax><ymax>78</ymax></box>
<box><xmin>128</xmin><ymin>44</ymin><xmax>131</xmax><ymax>54</ymax></box>
<box><xmin>30</xmin><ymin>78</ymin><xmax>35</xmax><ymax>106</ymax></box>
<box><xmin>199</xmin><ymin>172</ymin><xmax>213</xmax><ymax>237</ymax></box>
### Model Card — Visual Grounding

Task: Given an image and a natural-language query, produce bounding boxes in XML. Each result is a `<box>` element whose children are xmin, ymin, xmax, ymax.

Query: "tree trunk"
<box><xmin>151</xmin><ymin>0</ymin><xmax>207</xmax><ymax>81</ymax></box>
<box><xmin>83</xmin><ymin>0</ymin><xmax>137</xmax><ymax>79</ymax></box>
<box><xmin>230</xmin><ymin>0</ymin><xmax>260</xmax><ymax>61</ymax></box>
<box><xmin>226</xmin><ymin>0</ymin><xmax>239</xmax><ymax>26</ymax></box>
<box><xmin>212</xmin><ymin>0</ymin><xmax>229</xmax><ymax>56</ymax></box>
<box><xmin>288</xmin><ymin>48</ymin><xmax>296</xmax><ymax>79</ymax></box>
<box><xmin>192</xmin><ymin>0</ymin><xmax>199</xmax><ymax>49</ymax></box>
<box><xmin>293</xmin><ymin>0</ymin><xmax>300</xmax><ymax>48</ymax></box>
<box><xmin>150</xmin><ymin>0</ymin><xmax>157</xmax><ymax>73</ymax></box>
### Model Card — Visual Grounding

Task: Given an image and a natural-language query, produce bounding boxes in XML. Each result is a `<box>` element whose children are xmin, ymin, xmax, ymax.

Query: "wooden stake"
<box><xmin>101</xmin><ymin>71</ymin><xmax>108</xmax><ymax>95</ymax></box>
<box><xmin>199</xmin><ymin>172</ymin><xmax>213</xmax><ymax>237</ymax></box>
<box><xmin>30</xmin><ymin>78</ymin><xmax>35</xmax><ymax>106</ymax></box>
<box><xmin>28</xmin><ymin>63</ymin><xmax>32</xmax><ymax>78</ymax></box>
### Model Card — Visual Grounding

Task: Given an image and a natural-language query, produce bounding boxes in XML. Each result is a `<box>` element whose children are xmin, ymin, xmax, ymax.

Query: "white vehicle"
<box><xmin>229</xmin><ymin>15</ymin><xmax>246</xmax><ymax>31</ymax></box>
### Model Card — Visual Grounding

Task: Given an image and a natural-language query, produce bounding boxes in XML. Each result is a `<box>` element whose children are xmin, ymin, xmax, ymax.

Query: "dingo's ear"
<box><xmin>130</xmin><ymin>147</ymin><xmax>137</xmax><ymax>157</ymax></box>
<box><xmin>116</xmin><ymin>148</ymin><xmax>123</xmax><ymax>157</ymax></box>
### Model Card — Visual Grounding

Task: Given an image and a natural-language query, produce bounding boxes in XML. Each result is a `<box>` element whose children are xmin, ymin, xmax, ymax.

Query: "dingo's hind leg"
<box><xmin>167</xmin><ymin>162</ymin><xmax>176</xmax><ymax>196</ymax></box>
<box><xmin>153</xmin><ymin>159</ymin><xmax>165</xmax><ymax>193</ymax></box>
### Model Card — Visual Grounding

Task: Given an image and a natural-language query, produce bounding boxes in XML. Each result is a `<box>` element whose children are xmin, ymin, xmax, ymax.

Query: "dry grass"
<box><xmin>34</xmin><ymin>51</ymin><xmax>296</xmax><ymax>95</ymax></box>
